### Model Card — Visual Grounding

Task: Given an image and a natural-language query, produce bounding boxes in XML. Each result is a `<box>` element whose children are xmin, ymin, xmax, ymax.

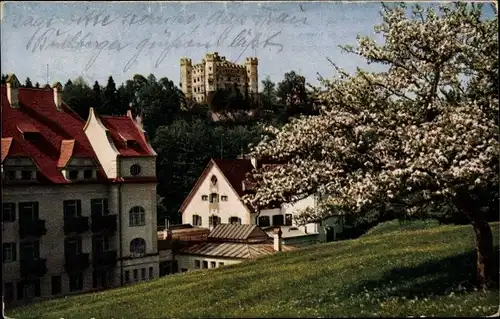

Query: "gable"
<box><xmin>179</xmin><ymin>161</ymin><xmax>251</xmax><ymax>216</ymax></box>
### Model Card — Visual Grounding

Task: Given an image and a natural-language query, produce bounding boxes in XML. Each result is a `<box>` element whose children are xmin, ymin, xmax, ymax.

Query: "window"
<box><xmin>181</xmin><ymin>268</ymin><xmax>188</xmax><ymax>272</ymax></box>
<box><xmin>125</xmin><ymin>270</ymin><xmax>130</xmax><ymax>283</ymax></box>
<box><xmin>210</xmin><ymin>261</ymin><xmax>216</xmax><ymax>268</ymax></box>
<box><xmin>130</xmin><ymin>164</ymin><xmax>142</xmax><ymax>176</ymax></box>
<box><xmin>65</xmin><ymin>237</ymin><xmax>82</xmax><ymax>256</ymax></box>
<box><xmin>21</xmin><ymin>170</ymin><xmax>33</xmax><ymax>180</ymax></box>
<box><xmin>51</xmin><ymin>276</ymin><xmax>62</xmax><ymax>295</ymax></box>
<box><xmin>221</xmin><ymin>195</ymin><xmax>228</xmax><ymax>201</ymax></box>
<box><xmin>20</xmin><ymin>241</ymin><xmax>40</xmax><ymax>260</ymax></box>
<box><xmin>229</xmin><ymin>217</ymin><xmax>241</xmax><ymax>225</ymax></box>
<box><xmin>4</xmin><ymin>282</ymin><xmax>14</xmax><ymax>303</ymax></box>
<box><xmin>19</xmin><ymin>202</ymin><xmax>39</xmax><ymax>221</ymax></box>
<box><xmin>202</xmin><ymin>261</ymin><xmax>208</xmax><ymax>269</ymax></box>
<box><xmin>129</xmin><ymin>206</ymin><xmax>145</xmax><ymax>226</ymax></box>
<box><xmin>285</xmin><ymin>214</ymin><xmax>293</xmax><ymax>226</ymax></box>
<box><xmin>2</xmin><ymin>202</ymin><xmax>16</xmax><ymax>222</ymax></box>
<box><xmin>94</xmin><ymin>234</ymin><xmax>112</xmax><ymax>252</ymax></box>
<box><xmin>272</xmin><ymin>215</ymin><xmax>284</xmax><ymax>226</ymax></box>
<box><xmin>63</xmin><ymin>200</ymin><xmax>81</xmax><ymax>218</ymax></box>
<box><xmin>192</xmin><ymin>214</ymin><xmax>202</xmax><ymax>226</ymax></box>
<box><xmin>3</xmin><ymin>243</ymin><xmax>17</xmax><ymax>263</ymax></box>
<box><xmin>6</xmin><ymin>170</ymin><xmax>16</xmax><ymax>180</ymax></box>
<box><xmin>141</xmin><ymin>268</ymin><xmax>146</xmax><ymax>280</ymax></box>
<box><xmin>130</xmin><ymin>238</ymin><xmax>146</xmax><ymax>257</ymax></box>
<box><xmin>69</xmin><ymin>272</ymin><xmax>83</xmax><ymax>292</ymax></box>
<box><xmin>91</xmin><ymin>198</ymin><xmax>108</xmax><ymax>216</ymax></box>
<box><xmin>83</xmin><ymin>169</ymin><xmax>93</xmax><ymax>179</ymax></box>
<box><xmin>22</xmin><ymin>283</ymin><xmax>36</xmax><ymax>300</ymax></box>
<box><xmin>210</xmin><ymin>175</ymin><xmax>217</xmax><ymax>185</ymax></box>
<box><xmin>194</xmin><ymin>260</ymin><xmax>200</xmax><ymax>269</ymax></box>
<box><xmin>209</xmin><ymin>215</ymin><xmax>221</xmax><ymax>227</ymax></box>
<box><xmin>133</xmin><ymin>269</ymin><xmax>138</xmax><ymax>281</ymax></box>
<box><xmin>201</xmin><ymin>195</ymin><xmax>208</xmax><ymax>201</ymax></box>
<box><xmin>149</xmin><ymin>267</ymin><xmax>154</xmax><ymax>279</ymax></box>
<box><xmin>219</xmin><ymin>262</ymin><xmax>225</xmax><ymax>267</ymax></box>
<box><xmin>258</xmin><ymin>216</ymin><xmax>270</xmax><ymax>227</ymax></box>
<box><xmin>68</xmin><ymin>170</ymin><xmax>79</xmax><ymax>180</ymax></box>
<box><xmin>209</xmin><ymin>193</ymin><xmax>219</xmax><ymax>203</ymax></box>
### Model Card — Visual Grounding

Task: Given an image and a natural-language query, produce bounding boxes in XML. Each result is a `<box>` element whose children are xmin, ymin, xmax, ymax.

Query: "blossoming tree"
<box><xmin>243</xmin><ymin>2</ymin><xmax>498</xmax><ymax>288</ymax></box>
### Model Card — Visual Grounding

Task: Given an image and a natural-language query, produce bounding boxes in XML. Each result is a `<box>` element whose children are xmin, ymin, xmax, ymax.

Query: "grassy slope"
<box><xmin>10</xmin><ymin>222</ymin><xmax>500</xmax><ymax>319</ymax></box>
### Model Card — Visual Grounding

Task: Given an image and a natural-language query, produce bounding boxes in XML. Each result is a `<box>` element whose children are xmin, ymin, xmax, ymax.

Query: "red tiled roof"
<box><xmin>1</xmin><ymin>137</ymin><xmax>13</xmax><ymax>162</ymax></box>
<box><xmin>1</xmin><ymin>86</ymin><xmax>106</xmax><ymax>183</ymax></box>
<box><xmin>99</xmin><ymin>116</ymin><xmax>154</xmax><ymax>157</ymax></box>
<box><xmin>17</xmin><ymin>122</ymin><xmax>40</xmax><ymax>133</ymax></box>
<box><xmin>57</xmin><ymin>139</ymin><xmax>75</xmax><ymax>168</ymax></box>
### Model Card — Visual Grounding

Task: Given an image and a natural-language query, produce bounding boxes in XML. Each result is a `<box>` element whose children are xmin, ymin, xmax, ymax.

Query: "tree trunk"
<box><xmin>456</xmin><ymin>192</ymin><xmax>498</xmax><ymax>289</ymax></box>
<box><xmin>470</xmin><ymin>217</ymin><xmax>497</xmax><ymax>289</ymax></box>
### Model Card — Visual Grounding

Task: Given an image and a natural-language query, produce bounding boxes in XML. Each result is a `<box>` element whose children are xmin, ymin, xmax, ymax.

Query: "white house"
<box><xmin>179</xmin><ymin>158</ymin><xmax>343</xmax><ymax>245</ymax></box>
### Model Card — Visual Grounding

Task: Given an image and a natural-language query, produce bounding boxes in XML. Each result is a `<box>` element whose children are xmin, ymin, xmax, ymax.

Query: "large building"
<box><xmin>180</xmin><ymin>52</ymin><xmax>258</xmax><ymax>104</ymax></box>
<box><xmin>1</xmin><ymin>74</ymin><xmax>161</xmax><ymax>307</ymax></box>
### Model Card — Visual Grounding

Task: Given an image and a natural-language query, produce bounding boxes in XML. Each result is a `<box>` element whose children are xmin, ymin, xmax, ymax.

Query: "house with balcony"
<box><xmin>178</xmin><ymin>158</ymin><xmax>343</xmax><ymax>246</ymax></box>
<box><xmin>1</xmin><ymin>74</ymin><xmax>161</xmax><ymax>307</ymax></box>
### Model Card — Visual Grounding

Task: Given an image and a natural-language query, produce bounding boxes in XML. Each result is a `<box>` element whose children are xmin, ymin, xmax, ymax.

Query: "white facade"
<box><xmin>258</xmin><ymin>194</ymin><xmax>320</xmax><ymax>234</ymax></box>
<box><xmin>84</xmin><ymin>108</ymin><xmax>160</xmax><ymax>287</ymax></box>
<box><xmin>176</xmin><ymin>255</ymin><xmax>241</xmax><ymax>272</ymax></box>
<box><xmin>181</xmin><ymin>164</ymin><xmax>254</xmax><ymax>228</ymax></box>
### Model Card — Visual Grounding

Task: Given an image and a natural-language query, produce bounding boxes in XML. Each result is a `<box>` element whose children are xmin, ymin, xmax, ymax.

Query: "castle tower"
<box><xmin>205</xmin><ymin>52</ymin><xmax>218</xmax><ymax>97</ymax></box>
<box><xmin>180</xmin><ymin>57</ymin><xmax>193</xmax><ymax>100</ymax></box>
<box><xmin>245</xmin><ymin>57</ymin><xmax>258</xmax><ymax>95</ymax></box>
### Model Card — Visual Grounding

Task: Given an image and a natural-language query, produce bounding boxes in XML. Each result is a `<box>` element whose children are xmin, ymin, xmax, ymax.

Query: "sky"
<box><xmin>0</xmin><ymin>1</ymin><xmax>496</xmax><ymax>90</ymax></box>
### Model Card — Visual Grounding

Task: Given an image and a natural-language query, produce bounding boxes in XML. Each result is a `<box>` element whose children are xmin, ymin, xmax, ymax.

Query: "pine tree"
<box><xmin>25</xmin><ymin>77</ymin><xmax>33</xmax><ymax>88</ymax></box>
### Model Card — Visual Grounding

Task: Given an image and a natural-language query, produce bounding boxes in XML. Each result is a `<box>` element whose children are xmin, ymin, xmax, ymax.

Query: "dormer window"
<box><xmin>21</xmin><ymin>170</ymin><xmax>33</xmax><ymax>180</ymax></box>
<box><xmin>6</xmin><ymin>171</ymin><xmax>16</xmax><ymax>180</ymax></box>
<box><xmin>68</xmin><ymin>170</ymin><xmax>79</xmax><ymax>180</ymax></box>
<box><xmin>17</xmin><ymin>123</ymin><xmax>40</xmax><ymax>141</ymax></box>
<box><xmin>119</xmin><ymin>133</ymin><xmax>137</xmax><ymax>148</ymax></box>
<box><xmin>83</xmin><ymin>169</ymin><xmax>93</xmax><ymax>179</ymax></box>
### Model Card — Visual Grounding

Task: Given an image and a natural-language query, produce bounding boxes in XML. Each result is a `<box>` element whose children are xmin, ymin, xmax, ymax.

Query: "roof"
<box><xmin>178</xmin><ymin>158</ymin><xmax>286</xmax><ymax>214</ymax></box>
<box><xmin>208</xmin><ymin>224</ymin><xmax>269</xmax><ymax>242</ymax></box>
<box><xmin>99</xmin><ymin>115</ymin><xmax>155</xmax><ymax>157</ymax></box>
<box><xmin>263</xmin><ymin>226</ymin><xmax>318</xmax><ymax>239</ymax></box>
<box><xmin>178</xmin><ymin>242</ymin><xmax>295</xmax><ymax>259</ymax></box>
<box><xmin>57</xmin><ymin>139</ymin><xmax>75</xmax><ymax>168</ymax></box>
<box><xmin>1</xmin><ymin>85</ymin><xmax>106</xmax><ymax>184</ymax></box>
<box><xmin>213</xmin><ymin>159</ymin><xmax>255</xmax><ymax>197</ymax></box>
<box><xmin>1</xmin><ymin>137</ymin><xmax>13</xmax><ymax>162</ymax></box>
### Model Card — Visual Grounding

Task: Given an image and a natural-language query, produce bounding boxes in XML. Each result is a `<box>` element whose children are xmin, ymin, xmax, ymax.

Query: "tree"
<box><xmin>92</xmin><ymin>81</ymin><xmax>102</xmax><ymax>111</ymax></box>
<box><xmin>25</xmin><ymin>77</ymin><xmax>33</xmax><ymax>88</ymax></box>
<box><xmin>102</xmin><ymin>76</ymin><xmax>119</xmax><ymax>115</ymax></box>
<box><xmin>35</xmin><ymin>82</ymin><xmax>40</xmax><ymax>88</ymax></box>
<box><xmin>62</xmin><ymin>77</ymin><xmax>94</xmax><ymax>119</ymax></box>
<box><xmin>276</xmin><ymin>71</ymin><xmax>315</xmax><ymax>118</ymax></box>
<box><xmin>261</xmin><ymin>76</ymin><xmax>277</xmax><ymax>110</ymax></box>
<box><xmin>1</xmin><ymin>74</ymin><xmax>7</xmax><ymax>84</ymax></box>
<box><xmin>243</xmin><ymin>2</ymin><xmax>498</xmax><ymax>289</ymax></box>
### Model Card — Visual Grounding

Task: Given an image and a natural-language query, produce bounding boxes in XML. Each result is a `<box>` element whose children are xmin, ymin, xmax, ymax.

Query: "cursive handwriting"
<box><xmin>123</xmin><ymin>26</ymin><xmax>285</xmax><ymax>72</ymax></box>
<box><xmin>228</xmin><ymin>29</ymin><xmax>284</xmax><ymax>62</ymax></box>
<box><xmin>26</xmin><ymin>28</ymin><xmax>131</xmax><ymax>71</ymax></box>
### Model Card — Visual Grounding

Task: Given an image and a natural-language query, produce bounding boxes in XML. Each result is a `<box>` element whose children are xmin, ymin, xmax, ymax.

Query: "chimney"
<box><xmin>250</xmin><ymin>157</ymin><xmax>258</xmax><ymax>169</ymax></box>
<box><xmin>52</xmin><ymin>82</ymin><xmax>63</xmax><ymax>110</ymax></box>
<box><xmin>6</xmin><ymin>74</ymin><xmax>20</xmax><ymax>108</ymax></box>
<box><xmin>273</xmin><ymin>227</ymin><xmax>282</xmax><ymax>252</ymax></box>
